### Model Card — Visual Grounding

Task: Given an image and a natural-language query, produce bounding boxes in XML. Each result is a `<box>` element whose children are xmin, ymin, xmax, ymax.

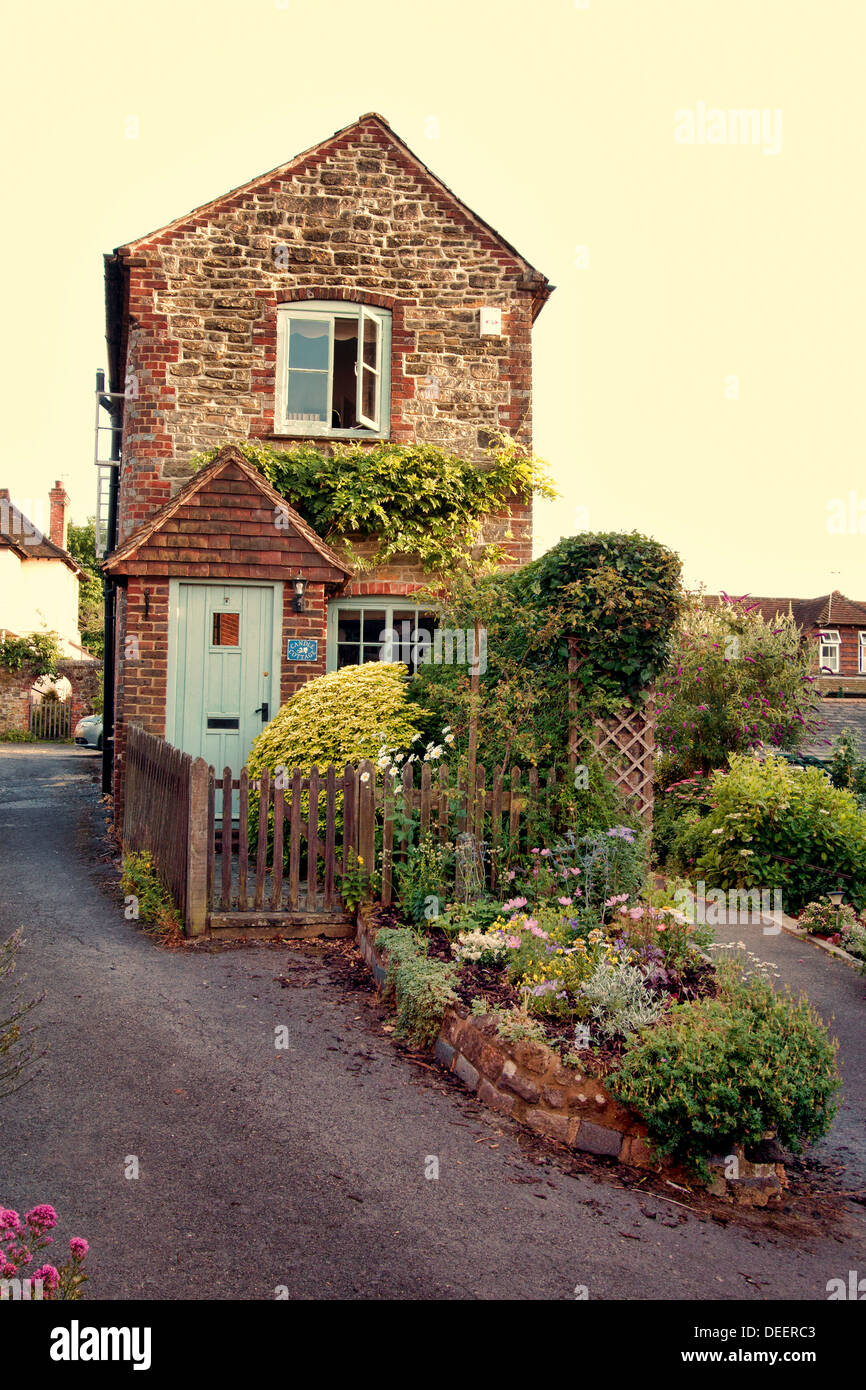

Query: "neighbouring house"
<box><xmin>709</xmin><ymin>591</ymin><xmax>866</xmax><ymax>760</ymax></box>
<box><xmin>739</xmin><ymin>592</ymin><xmax>866</xmax><ymax>693</ymax></box>
<box><xmin>102</xmin><ymin>112</ymin><xmax>552</xmax><ymax>811</ymax></box>
<box><xmin>0</xmin><ymin>482</ymin><xmax>87</xmax><ymax>659</ymax></box>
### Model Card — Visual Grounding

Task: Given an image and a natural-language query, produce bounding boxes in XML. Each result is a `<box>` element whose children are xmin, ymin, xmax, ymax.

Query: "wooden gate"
<box><xmin>29</xmin><ymin>700</ymin><xmax>71</xmax><ymax>740</ymax></box>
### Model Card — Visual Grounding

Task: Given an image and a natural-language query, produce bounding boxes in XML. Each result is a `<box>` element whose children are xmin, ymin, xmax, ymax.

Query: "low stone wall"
<box><xmin>0</xmin><ymin>659</ymin><xmax>100</xmax><ymax>736</ymax></box>
<box><xmin>356</xmin><ymin>907</ymin><xmax>786</xmax><ymax>1205</ymax></box>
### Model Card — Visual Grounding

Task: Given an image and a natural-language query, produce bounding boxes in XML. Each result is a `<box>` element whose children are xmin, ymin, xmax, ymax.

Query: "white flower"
<box><xmin>711</xmin><ymin>828</ymin><xmax>723</xmax><ymax>835</ymax></box>
<box><xmin>444</xmin><ymin>733</ymin><xmax>455</xmax><ymax>744</ymax></box>
<box><xmin>377</xmin><ymin>756</ymin><xmax>391</xmax><ymax>770</ymax></box>
<box><xmin>430</xmin><ymin>746</ymin><xmax>443</xmax><ymax>758</ymax></box>
<box><xmin>360</xmin><ymin>772</ymin><xmax>370</xmax><ymax>783</ymax></box>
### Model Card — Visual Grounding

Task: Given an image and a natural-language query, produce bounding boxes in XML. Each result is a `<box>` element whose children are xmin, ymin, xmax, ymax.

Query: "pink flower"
<box><xmin>31</xmin><ymin>1264</ymin><xmax>59</xmax><ymax>1291</ymax></box>
<box><xmin>505</xmin><ymin>870</ymin><xmax>516</xmax><ymax>881</ymax></box>
<box><xmin>69</xmin><ymin>1237</ymin><xmax>89</xmax><ymax>1259</ymax></box>
<box><xmin>655</xmin><ymin>924</ymin><xmax>667</xmax><ymax>933</ymax></box>
<box><xmin>503</xmin><ymin>896</ymin><xmax>528</xmax><ymax>912</ymax></box>
<box><xmin>504</xmin><ymin>935</ymin><xmax>521</xmax><ymax>949</ymax></box>
<box><xmin>558</xmin><ymin>896</ymin><xmax>573</xmax><ymax>906</ymax></box>
<box><xmin>25</xmin><ymin>1205</ymin><xmax>58</xmax><ymax>1231</ymax></box>
<box><xmin>569</xmin><ymin>867</ymin><xmax>581</xmax><ymax>877</ymax></box>
<box><xmin>0</xmin><ymin>1208</ymin><xmax>21</xmax><ymax>1233</ymax></box>
<box><xmin>0</xmin><ymin>1260</ymin><xmax>18</xmax><ymax>1277</ymax></box>
<box><xmin>628</xmin><ymin>907</ymin><xmax>644</xmax><ymax>921</ymax></box>
<box><xmin>540</xmin><ymin>849</ymin><xmax>551</xmax><ymax>857</ymax></box>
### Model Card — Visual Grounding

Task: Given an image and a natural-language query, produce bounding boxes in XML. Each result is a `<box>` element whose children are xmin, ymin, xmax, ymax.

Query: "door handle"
<box><xmin>255</xmin><ymin>703</ymin><xmax>269</xmax><ymax>722</ymax></box>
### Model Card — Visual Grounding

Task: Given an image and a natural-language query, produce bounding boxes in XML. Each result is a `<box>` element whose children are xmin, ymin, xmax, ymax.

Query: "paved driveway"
<box><xmin>709</xmin><ymin>910</ymin><xmax>866</xmax><ymax>1186</ymax></box>
<box><xmin>0</xmin><ymin>746</ymin><xmax>863</xmax><ymax>1301</ymax></box>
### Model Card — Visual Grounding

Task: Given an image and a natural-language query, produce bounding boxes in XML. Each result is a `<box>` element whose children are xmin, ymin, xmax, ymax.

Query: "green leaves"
<box><xmin>190</xmin><ymin>434</ymin><xmax>555</xmax><ymax>575</ymax></box>
<box><xmin>612</xmin><ymin>980</ymin><xmax>840</xmax><ymax>1176</ymax></box>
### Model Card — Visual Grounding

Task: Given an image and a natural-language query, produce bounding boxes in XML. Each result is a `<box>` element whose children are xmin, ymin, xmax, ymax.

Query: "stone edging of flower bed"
<box><xmin>356</xmin><ymin>906</ymin><xmax>787</xmax><ymax>1207</ymax></box>
<box><xmin>770</xmin><ymin>910</ymin><xmax>864</xmax><ymax>971</ymax></box>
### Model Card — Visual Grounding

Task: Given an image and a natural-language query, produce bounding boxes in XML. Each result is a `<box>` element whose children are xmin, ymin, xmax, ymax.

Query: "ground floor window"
<box><xmin>327</xmin><ymin>599</ymin><xmax>439</xmax><ymax>673</ymax></box>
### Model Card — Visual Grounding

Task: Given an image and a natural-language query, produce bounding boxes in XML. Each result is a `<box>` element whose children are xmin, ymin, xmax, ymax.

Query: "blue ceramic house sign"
<box><xmin>287</xmin><ymin>639</ymin><xmax>318</xmax><ymax>662</ymax></box>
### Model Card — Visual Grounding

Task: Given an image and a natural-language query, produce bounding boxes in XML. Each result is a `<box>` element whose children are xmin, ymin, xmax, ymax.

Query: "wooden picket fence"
<box><xmin>209</xmin><ymin>758</ymin><xmax>571</xmax><ymax>926</ymax></box>
<box><xmin>123</xmin><ymin>726</ymin><xmax>209</xmax><ymax>933</ymax></box>
<box><xmin>121</xmin><ymin>703</ymin><xmax>656</xmax><ymax>939</ymax></box>
<box><xmin>29</xmin><ymin>700</ymin><xmax>71</xmax><ymax>740</ymax></box>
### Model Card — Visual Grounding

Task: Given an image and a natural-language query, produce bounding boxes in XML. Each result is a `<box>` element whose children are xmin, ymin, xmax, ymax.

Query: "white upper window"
<box><xmin>275</xmin><ymin>302</ymin><xmax>391</xmax><ymax>438</ymax></box>
<box><xmin>859</xmin><ymin>631</ymin><xmax>866</xmax><ymax>674</ymax></box>
<box><xmin>819</xmin><ymin>630</ymin><xmax>841</xmax><ymax>673</ymax></box>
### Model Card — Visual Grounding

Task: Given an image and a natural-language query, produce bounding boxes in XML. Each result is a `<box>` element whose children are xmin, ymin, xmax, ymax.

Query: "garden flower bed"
<box><xmin>357</xmin><ymin>826</ymin><xmax>841</xmax><ymax>1203</ymax></box>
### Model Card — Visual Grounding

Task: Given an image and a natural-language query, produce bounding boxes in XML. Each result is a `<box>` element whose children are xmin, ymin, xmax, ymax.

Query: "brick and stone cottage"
<box><xmin>101</xmin><ymin>113</ymin><xmax>552</xmax><ymax>809</ymax></box>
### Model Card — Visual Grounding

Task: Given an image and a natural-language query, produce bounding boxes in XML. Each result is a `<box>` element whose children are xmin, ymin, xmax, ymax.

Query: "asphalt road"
<box><xmin>0</xmin><ymin>745</ymin><xmax>863</xmax><ymax>1301</ymax></box>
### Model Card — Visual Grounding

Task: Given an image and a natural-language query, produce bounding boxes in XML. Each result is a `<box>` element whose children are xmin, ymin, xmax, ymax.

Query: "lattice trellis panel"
<box><xmin>588</xmin><ymin>699</ymin><xmax>657</xmax><ymax>825</ymax></box>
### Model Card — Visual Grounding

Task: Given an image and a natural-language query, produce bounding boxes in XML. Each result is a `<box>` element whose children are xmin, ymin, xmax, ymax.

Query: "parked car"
<box><xmin>73</xmin><ymin>714</ymin><xmax>103</xmax><ymax>749</ymax></box>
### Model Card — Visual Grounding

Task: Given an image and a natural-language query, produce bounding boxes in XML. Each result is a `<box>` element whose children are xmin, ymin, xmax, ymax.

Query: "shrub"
<box><xmin>798</xmin><ymin>898</ymin><xmax>860</xmax><ymax>937</ymax></box>
<box><xmin>0</xmin><ymin>729</ymin><xmax>37</xmax><ymax>743</ymax></box>
<box><xmin>394</xmin><ymin>833</ymin><xmax>452</xmax><ymax>927</ymax></box>
<box><xmin>374</xmin><ymin>927</ymin><xmax>459</xmax><ymax>1050</ymax></box>
<box><xmin>843</xmin><ymin>920</ymin><xmax>866</xmax><ymax>966</ymax></box>
<box><xmin>684</xmin><ymin>752</ymin><xmax>866</xmax><ymax>913</ymax></box>
<box><xmin>579</xmin><ymin>958</ymin><xmax>666</xmax><ymax>1040</ymax></box>
<box><xmin>611</xmin><ymin>978</ymin><xmax>840</xmax><ymax>1176</ymax></box>
<box><xmin>249</xmin><ymin>663</ymin><xmax>424</xmax><ymax>780</ymax></box>
<box><xmin>828</xmin><ymin>728</ymin><xmax>866</xmax><ymax>808</ymax></box>
<box><xmin>410</xmin><ymin>531</ymin><xmax>681</xmax><ymax>775</ymax></box>
<box><xmin>0</xmin><ymin>1204</ymin><xmax>89</xmax><ymax>1299</ymax></box>
<box><xmin>0</xmin><ymin>633</ymin><xmax>61</xmax><ymax>679</ymax></box>
<box><xmin>120</xmin><ymin>852</ymin><xmax>183</xmax><ymax>943</ymax></box>
<box><xmin>513</xmin><ymin>531</ymin><xmax>683</xmax><ymax>706</ymax></box>
<box><xmin>246</xmin><ymin>662</ymin><xmax>426</xmax><ymax>851</ymax></box>
<box><xmin>552</xmin><ymin>825</ymin><xmax>646</xmax><ymax>918</ymax></box>
<box><xmin>655</xmin><ymin>593</ymin><xmax>821</xmax><ymax>781</ymax></box>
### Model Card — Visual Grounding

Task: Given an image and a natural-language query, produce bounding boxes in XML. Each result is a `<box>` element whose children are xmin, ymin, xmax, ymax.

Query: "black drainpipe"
<box><xmin>98</xmin><ymin>369</ymin><xmax>122</xmax><ymax>796</ymax></box>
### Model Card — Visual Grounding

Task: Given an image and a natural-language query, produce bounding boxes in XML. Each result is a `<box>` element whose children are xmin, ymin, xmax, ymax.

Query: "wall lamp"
<box><xmin>292</xmin><ymin>573</ymin><xmax>308</xmax><ymax>613</ymax></box>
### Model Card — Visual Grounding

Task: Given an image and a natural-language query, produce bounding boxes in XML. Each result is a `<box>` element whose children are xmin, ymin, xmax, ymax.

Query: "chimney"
<box><xmin>49</xmin><ymin>480</ymin><xmax>69</xmax><ymax>550</ymax></box>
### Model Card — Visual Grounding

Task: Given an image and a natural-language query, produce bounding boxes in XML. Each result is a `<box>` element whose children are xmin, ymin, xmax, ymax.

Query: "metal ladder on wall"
<box><xmin>94</xmin><ymin>370</ymin><xmax>126</xmax><ymax>556</ymax></box>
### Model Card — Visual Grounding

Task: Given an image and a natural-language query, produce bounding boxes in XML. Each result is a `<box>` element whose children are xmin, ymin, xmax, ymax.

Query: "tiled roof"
<box><xmin>801</xmin><ymin>698</ymin><xmax>866</xmax><ymax>759</ymax></box>
<box><xmin>0</xmin><ymin>501</ymin><xmax>82</xmax><ymax>575</ymax></box>
<box><xmin>704</xmin><ymin>592</ymin><xmax>866</xmax><ymax>628</ymax></box>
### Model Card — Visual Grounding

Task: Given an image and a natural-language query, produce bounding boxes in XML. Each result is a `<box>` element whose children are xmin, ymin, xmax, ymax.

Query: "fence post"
<box><xmin>186</xmin><ymin>756</ymin><xmax>210</xmax><ymax>937</ymax></box>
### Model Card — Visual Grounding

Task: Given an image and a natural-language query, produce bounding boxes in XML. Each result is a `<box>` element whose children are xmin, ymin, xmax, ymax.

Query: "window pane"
<box><xmin>288</xmin><ymin>318</ymin><xmax>330</xmax><ymax>369</ymax></box>
<box><xmin>361</xmin><ymin>366</ymin><xmax>377</xmax><ymax>423</ymax></box>
<box><xmin>337</xmin><ymin>644</ymin><xmax>361</xmax><ymax>669</ymax></box>
<box><xmin>336</xmin><ymin>611</ymin><xmax>362</xmax><ymax>646</ymax></box>
<box><xmin>362</xmin><ymin>313</ymin><xmax>378</xmax><ymax>367</ymax></box>
<box><xmin>360</xmin><ymin>609</ymin><xmax>387</xmax><ymax>644</ymax></box>
<box><xmin>286</xmin><ymin>370</ymin><xmax>329</xmax><ymax>422</ymax></box>
<box><xmin>212</xmin><ymin>612</ymin><xmax>240</xmax><ymax>646</ymax></box>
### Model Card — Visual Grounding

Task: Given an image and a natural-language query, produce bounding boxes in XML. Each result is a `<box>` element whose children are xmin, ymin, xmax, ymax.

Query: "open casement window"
<box><xmin>276</xmin><ymin>302</ymin><xmax>390</xmax><ymax>438</ymax></box>
<box><xmin>819</xmin><ymin>630</ymin><xmax>841</xmax><ymax>673</ymax></box>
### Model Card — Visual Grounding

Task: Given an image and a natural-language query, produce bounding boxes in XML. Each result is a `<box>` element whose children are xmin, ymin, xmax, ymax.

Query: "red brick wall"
<box><xmin>812</xmin><ymin>624</ymin><xmax>866</xmax><ymax>678</ymax></box>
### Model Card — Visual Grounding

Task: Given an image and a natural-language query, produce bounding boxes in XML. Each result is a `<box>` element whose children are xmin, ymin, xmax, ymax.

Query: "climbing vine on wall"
<box><xmin>190</xmin><ymin>434</ymin><xmax>556</xmax><ymax>573</ymax></box>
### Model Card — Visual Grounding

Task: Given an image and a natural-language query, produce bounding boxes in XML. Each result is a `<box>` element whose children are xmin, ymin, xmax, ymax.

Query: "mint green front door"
<box><xmin>169</xmin><ymin>582</ymin><xmax>278</xmax><ymax>815</ymax></box>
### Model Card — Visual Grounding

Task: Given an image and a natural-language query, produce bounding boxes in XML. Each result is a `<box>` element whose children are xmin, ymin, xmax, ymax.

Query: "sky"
<box><xmin>1</xmin><ymin>0</ymin><xmax>864</xmax><ymax>598</ymax></box>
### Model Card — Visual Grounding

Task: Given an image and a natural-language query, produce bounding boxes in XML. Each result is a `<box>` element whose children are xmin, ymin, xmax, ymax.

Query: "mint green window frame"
<box><xmin>327</xmin><ymin>598</ymin><xmax>439</xmax><ymax>673</ymax></box>
<box><xmin>275</xmin><ymin>301</ymin><xmax>391</xmax><ymax>439</ymax></box>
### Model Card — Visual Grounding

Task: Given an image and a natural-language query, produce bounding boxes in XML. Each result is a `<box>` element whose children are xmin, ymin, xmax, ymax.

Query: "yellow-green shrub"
<box><xmin>246</xmin><ymin>662</ymin><xmax>426</xmax><ymax>853</ymax></box>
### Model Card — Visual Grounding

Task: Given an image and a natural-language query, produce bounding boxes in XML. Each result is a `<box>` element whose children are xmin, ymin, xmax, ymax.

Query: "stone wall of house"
<box><xmin>113</xmin><ymin>116</ymin><xmax>537</xmax><ymax>569</ymax></box>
